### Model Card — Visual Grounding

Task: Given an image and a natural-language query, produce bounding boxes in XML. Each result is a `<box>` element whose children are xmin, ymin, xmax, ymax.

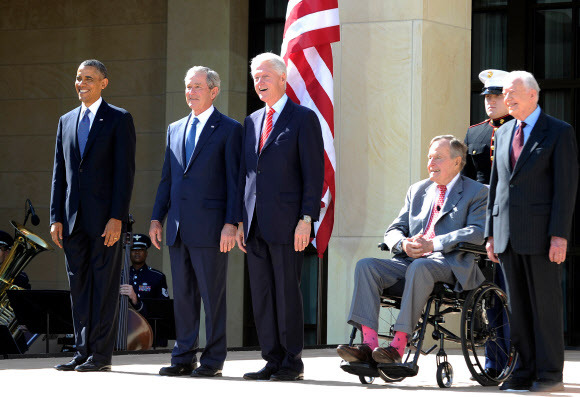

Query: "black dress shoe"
<box><xmin>529</xmin><ymin>379</ymin><xmax>564</xmax><ymax>392</ymax></box>
<box><xmin>336</xmin><ymin>344</ymin><xmax>374</xmax><ymax>363</ymax></box>
<box><xmin>243</xmin><ymin>366</ymin><xmax>277</xmax><ymax>380</ymax></box>
<box><xmin>270</xmin><ymin>368</ymin><xmax>304</xmax><ymax>381</ymax></box>
<box><xmin>159</xmin><ymin>362</ymin><xmax>198</xmax><ymax>376</ymax></box>
<box><xmin>74</xmin><ymin>359</ymin><xmax>111</xmax><ymax>372</ymax></box>
<box><xmin>499</xmin><ymin>377</ymin><xmax>533</xmax><ymax>391</ymax></box>
<box><xmin>191</xmin><ymin>365</ymin><xmax>222</xmax><ymax>377</ymax></box>
<box><xmin>55</xmin><ymin>358</ymin><xmax>86</xmax><ymax>371</ymax></box>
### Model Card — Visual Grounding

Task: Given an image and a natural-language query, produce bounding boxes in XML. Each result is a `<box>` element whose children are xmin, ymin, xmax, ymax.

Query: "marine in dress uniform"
<box><xmin>463</xmin><ymin>69</ymin><xmax>513</xmax><ymax>184</ymax></box>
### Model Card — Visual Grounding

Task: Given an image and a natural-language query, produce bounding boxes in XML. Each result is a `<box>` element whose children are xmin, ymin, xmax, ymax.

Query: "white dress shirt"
<box><xmin>188</xmin><ymin>104</ymin><xmax>215</xmax><ymax>148</ymax></box>
<box><xmin>78</xmin><ymin>96</ymin><xmax>102</xmax><ymax>130</ymax></box>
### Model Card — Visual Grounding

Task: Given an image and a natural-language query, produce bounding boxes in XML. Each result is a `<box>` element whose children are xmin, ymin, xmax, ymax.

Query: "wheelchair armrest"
<box><xmin>378</xmin><ymin>242</ymin><xmax>389</xmax><ymax>251</ymax></box>
<box><xmin>456</xmin><ymin>242</ymin><xmax>487</xmax><ymax>255</ymax></box>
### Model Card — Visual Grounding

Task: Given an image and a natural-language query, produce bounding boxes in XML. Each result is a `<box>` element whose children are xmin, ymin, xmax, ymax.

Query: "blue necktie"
<box><xmin>78</xmin><ymin>109</ymin><xmax>91</xmax><ymax>156</ymax></box>
<box><xmin>185</xmin><ymin>117</ymin><xmax>199</xmax><ymax>165</ymax></box>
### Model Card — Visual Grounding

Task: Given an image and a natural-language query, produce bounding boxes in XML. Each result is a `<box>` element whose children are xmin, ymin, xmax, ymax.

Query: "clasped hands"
<box><xmin>402</xmin><ymin>233</ymin><xmax>434</xmax><ymax>258</ymax></box>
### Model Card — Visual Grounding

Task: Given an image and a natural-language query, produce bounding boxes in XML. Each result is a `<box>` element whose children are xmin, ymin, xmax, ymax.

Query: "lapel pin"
<box><xmin>99</xmin><ymin>119</ymin><xmax>103</xmax><ymax>121</ymax></box>
<box><xmin>211</xmin><ymin>125</ymin><xmax>215</xmax><ymax>128</ymax></box>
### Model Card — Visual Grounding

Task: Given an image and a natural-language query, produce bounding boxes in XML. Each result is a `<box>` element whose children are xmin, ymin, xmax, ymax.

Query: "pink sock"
<box><xmin>390</xmin><ymin>331</ymin><xmax>408</xmax><ymax>357</ymax></box>
<box><xmin>362</xmin><ymin>325</ymin><xmax>379</xmax><ymax>350</ymax></box>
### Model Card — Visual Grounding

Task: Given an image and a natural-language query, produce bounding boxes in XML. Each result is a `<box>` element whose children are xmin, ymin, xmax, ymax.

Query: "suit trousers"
<box><xmin>499</xmin><ymin>244</ymin><xmax>564</xmax><ymax>382</ymax></box>
<box><xmin>246</xmin><ymin>218</ymin><xmax>304</xmax><ymax>373</ymax></box>
<box><xmin>62</xmin><ymin>211</ymin><xmax>123</xmax><ymax>365</ymax></box>
<box><xmin>169</xmin><ymin>233</ymin><xmax>228</xmax><ymax>369</ymax></box>
<box><xmin>348</xmin><ymin>254</ymin><xmax>454</xmax><ymax>335</ymax></box>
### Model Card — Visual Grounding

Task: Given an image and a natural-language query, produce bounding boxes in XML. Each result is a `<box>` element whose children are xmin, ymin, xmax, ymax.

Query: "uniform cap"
<box><xmin>479</xmin><ymin>69</ymin><xmax>508</xmax><ymax>95</ymax></box>
<box><xmin>0</xmin><ymin>230</ymin><xmax>14</xmax><ymax>249</ymax></box>
<box><xmin>132</xmin><ymin>233</ymin><xmax>151</xmax><ymax>250</ymax></box>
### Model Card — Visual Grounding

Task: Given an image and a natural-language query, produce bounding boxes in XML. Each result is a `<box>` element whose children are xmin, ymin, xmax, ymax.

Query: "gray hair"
<box><xmin>80</xmin><ymin>59</ymin><xmax>108</xmax><ymax>79</ymax></box>
<box><xmin>504</xmin><ymin>71</ymin><xmax>541</xmax><ymax>99</ymax></box>
<box><xmin>430</xmin><ymin>135</ymin><xmax>467</xmax><ymax>170</ymax></box>
<box><xmin>184</xmin><ymin>66</ymin><xmax>221</xmax><ymax>93</ymax></box>
<box><xmin>250</xmin><ymin>52</ymin><xmax>287</xmax><ymax>77</ymax></box>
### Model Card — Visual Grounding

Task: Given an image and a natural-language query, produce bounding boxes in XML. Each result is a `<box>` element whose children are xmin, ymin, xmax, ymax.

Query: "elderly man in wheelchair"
<box><xmin>337</xmin><ymin>135</ymin><xmax>516</xmax><ymax>387</ymax></box>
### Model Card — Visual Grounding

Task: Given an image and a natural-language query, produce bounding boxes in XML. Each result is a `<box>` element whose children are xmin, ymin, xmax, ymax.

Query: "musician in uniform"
<box><xmin>0</xmin><ymin>230</ymin><xmax>30</xmax><ymax>289</ymax></box>
<box><xmin>463</xmin><ymin>69</ymin><xmax>513</xmax><ymax>184</ymax></box>
<box><xmin>120</xmin><ymin>233</ymin><xmax>169</xmax><ymax>313</ymax></box>
<box><xmin>462</xmin><ymin>69</ymin><xmax>512</xmax><ymax>379</ymax></box>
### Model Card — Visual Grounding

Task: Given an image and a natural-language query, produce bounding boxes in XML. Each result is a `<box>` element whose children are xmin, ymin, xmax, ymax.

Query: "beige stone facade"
<box><xmin>0</xmin><ymin>0</ymin><xmax>472</xmax><ymax>347</ymax></box>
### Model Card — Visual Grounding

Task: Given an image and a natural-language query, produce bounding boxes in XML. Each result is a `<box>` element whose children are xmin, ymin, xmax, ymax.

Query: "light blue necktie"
<box><xmin>78</xmin><ymin>109</ymin><xmax>91</xmax><ymax>156</ymax></box>
<box><xmin>185</xmin><ymin>117</ymin><xmax>199</xmax><ymax>165</ymax></box>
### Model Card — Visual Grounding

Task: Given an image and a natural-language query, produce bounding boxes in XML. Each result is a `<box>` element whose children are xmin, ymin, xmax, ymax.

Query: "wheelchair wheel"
<box><xmin>358</xmin><ymin>375</ymin><xmax>375</xmax><ymax>384</ymax></box>
<box><xmin>461</xmin><ymin>282</ymin><xmax>518</xmax><ymax>386</ymax></box>
<box><xmin>436</xmin><ymin>361</ymin><xmax>453</xmax><ymax>388</ymax></box>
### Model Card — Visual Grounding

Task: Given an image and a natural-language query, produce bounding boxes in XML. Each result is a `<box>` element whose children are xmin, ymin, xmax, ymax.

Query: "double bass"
<box><xmin>115</xmin><ymin>216</ymin><xmax>153</xmax><ymax>351</ymax></box>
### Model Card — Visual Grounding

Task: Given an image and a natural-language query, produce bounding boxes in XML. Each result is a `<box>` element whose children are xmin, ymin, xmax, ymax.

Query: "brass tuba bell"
<box><xmin>0</xmin><ymin>221</ymin><xmax>53</xmax><ymax>342</ymax></box>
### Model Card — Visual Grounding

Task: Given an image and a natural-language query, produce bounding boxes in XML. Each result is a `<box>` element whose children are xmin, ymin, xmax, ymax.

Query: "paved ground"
<box><xmin>1</xmin><ymin>349</ymin><xmax>579</xmax><ymax>396</ymax></box>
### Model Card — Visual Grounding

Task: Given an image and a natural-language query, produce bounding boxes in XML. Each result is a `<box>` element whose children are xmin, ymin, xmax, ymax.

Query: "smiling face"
<box><xmin>503</xmin><ymin>78</ymin><xmax>538</xmax><ymax>121</ymax></box>
<box><xmin>484</xmin><ymin>94</ymin><xmax>509</xmax><ymax>119</ymax></box>
<box><xmin>185</xmin><ymin>71</ymin><xmax>218</xmax><ymax>115</ymax></box>
<box><xmin>75</xmin><ymin>66</ymin><xmax>108</xmax><ymax>107</ymax></box>
<box><xmin>427</xmin><ymin>139</ymin><xmax>462</xmax><ymax>186</ymax></box>
<box><xmin>252</xmin><ymin>60</ymin><xmax>286</xmax><ymax>107</ymax></box>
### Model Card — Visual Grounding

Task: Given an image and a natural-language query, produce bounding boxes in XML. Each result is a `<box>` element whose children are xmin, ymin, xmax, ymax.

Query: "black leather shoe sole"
<box><xmin>191</xmin><ymin>367</ymin><xmax>222</xmax><ymax>377</ymax></box>
<box><xmin>243</xmin><ymin>368</ymin><xmax>276</xmax><ymax>380</ymax></box>
<box><xmin>270</xmin><ymin>371</ymin><xmax>304</xmax><ymax>381</ymax></box>
<box><xmin>159</xmin><ymin>363</ymin><xmax>197</xmax><ymax>376</ymax></box>
<box><xmin>74</xmin><ymin>363</ymin><xmax>111</xmax><ymax>372</ymax></box>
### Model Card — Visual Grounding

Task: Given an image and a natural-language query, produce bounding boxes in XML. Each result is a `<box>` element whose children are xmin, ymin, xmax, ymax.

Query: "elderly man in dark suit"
<box><xmin>50</xmin><ymin>59</ymin><xmax>136</xmax><ymax>372</ymax></box>
<box><xmin>235</xmin><ymin>52</ymin><xmax>324</xmax><ymax>381</ymax></box>
<box><xmin>151</xmin><ymin>66</ymin><xmax>242</xmax><ymax>377</ymax></box>
<box><xmin>337</xmin><ymin>136</ymin><xmax>487</xmax><ymax>365</ymax></box>
<box><xmin>486</xmin><ymin>71</ymin><xmax>578</xmax><ymax>393</ymax></box>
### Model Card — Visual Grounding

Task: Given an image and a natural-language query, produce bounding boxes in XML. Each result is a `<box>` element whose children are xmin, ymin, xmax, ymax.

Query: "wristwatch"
<box><xmin>301</xmin><ymin>215</ymin><xmax>312</xmax><ymax>223</ymax></box>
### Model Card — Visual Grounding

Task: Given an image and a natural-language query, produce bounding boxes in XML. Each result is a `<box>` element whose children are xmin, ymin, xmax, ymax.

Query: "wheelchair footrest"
<box><xmin>377</xmin><ymin>363</ymin><xmax>419</xmax><ymax>378</ymax></box>
<box><xmin>340</xmin><ymin>361</ymin><xmax>380</xmax><ymax>378</ymax></box>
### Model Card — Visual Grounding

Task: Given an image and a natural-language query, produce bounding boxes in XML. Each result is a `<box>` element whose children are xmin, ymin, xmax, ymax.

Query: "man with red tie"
<box><xmin>486</xmin><ymin>71</ymin><xmax>578</xmax><ymax>393</ymax></box>
<box><xmin>235</xmin><ymin>52</ymin><xmax>324</xmax><ymax>381</ymax></box>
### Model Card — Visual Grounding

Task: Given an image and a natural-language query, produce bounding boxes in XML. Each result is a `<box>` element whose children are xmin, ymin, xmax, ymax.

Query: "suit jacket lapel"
<box><xmin>260</xmin><ymin>100</ymin><xmax>294</xmax><ymax>154</ymax></box>
<box><xmin>253</xmin><ymin>108</ymin><xmax>266</xmax><ymax>154</ymax></box>
<box><xmin>186</xmin><ymin>109</ymin><xmax>220</xmax><ymax>172</ymax></box>
<box><xmin>81</xmin><ymin>100</ymin><xmax>107</xmax><ymax>161</ymax></box>
<box><xmin>420</xmin><ymin>183</ymin><xmax>436</xmax><ymax>232</ymax></box>
<box><xmin>511</xmin><ymin>112</ymin><xmax>548</xmax><ymax>178</ymax></box>
<box><xmin>440</xmin><ymin>177</ymin><xmax>463</xmax><ymax>219</ymax></box>
<box><xmin>68</xmin><ymin>107</ymin><xmax>82</xmax><ymax>162</ymax></box>
<box><xmin>175</xmin><ymin>115</ymin><xmax>190</xmax><ymax>170</ymax></box>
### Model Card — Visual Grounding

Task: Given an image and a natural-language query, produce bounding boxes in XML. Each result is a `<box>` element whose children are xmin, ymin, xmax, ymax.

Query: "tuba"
<box><xmin>0</xmin><ymin>221</ymin><xmax>53</xmax><ymax>340</ymax></box>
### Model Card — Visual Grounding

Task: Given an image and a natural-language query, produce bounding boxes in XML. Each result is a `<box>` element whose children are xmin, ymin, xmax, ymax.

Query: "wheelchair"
<box><xmin>340</xmin><ymin>242</ymin><xmax>518</xmax><ymax>388</ymax></box>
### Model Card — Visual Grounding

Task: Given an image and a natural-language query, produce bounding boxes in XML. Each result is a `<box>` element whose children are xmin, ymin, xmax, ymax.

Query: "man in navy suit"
<box><xmin>486</xmin><ymin>71</ymin><xmax>578</xmax><ymax>392</ymax></box>
<box><xmin>50</xmin><ymin>59</ymin><xmax>136</xmax><ymax>372</ymax></box>
<box><xmin>151</xmin><ymin>66</ymin><xmax>242</xmax><ymax>377</ymax></box>
<box><xmin>235</xmin><ymin>52</ymin><xmax>324</xmax><ymax>381</ymax></box>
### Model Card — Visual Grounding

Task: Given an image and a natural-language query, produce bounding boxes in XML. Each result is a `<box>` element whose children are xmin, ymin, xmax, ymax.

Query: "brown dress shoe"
<box><xmin>336</xmin><ymin>344</ymin><xmax>373</xmax><ymax>363</ymax></box>
<box><xmin>372</xmin><ymin>346</ymin><xmax>402</xmax><ymax>363</ymax></box>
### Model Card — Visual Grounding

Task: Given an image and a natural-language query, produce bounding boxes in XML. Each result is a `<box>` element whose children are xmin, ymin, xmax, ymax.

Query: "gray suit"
<box><xmin>348</xmin><ymin>175</ymin><xmax>487</xmax><ymax>335</ymax></box>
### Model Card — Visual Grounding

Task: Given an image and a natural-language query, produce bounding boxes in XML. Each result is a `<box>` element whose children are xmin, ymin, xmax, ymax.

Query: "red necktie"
<box><xmin>424</xmin><ymin>185</ymin><xmax>447</xmax><ymax>240</ymax></box>
<box><xmin>510</xmin><ymin>121</ymin><xmax>526</xmax><ymax>169</ymax></box>
<box><xmin>259</xmin><ymin>108</ymin><xmax>275</xmax><ymax>153</ymax></box>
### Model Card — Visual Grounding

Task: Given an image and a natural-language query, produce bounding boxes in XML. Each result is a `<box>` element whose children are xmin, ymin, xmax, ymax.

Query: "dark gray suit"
<box><xmin>348</xmin><ymin>176</ymin><xmax>487</xmax><ymax>334</ymax></box>
<box><xmin>486</xmin><ymin>110</ymin><xmax>578</xmax><ymax>382</ymax></box>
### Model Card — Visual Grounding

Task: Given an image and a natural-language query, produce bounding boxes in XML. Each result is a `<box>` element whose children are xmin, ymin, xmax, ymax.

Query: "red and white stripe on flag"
<box><xmin>281</xmin><ymin>0</ymin><xmax>339</xmax><ymax>258</ymax></box>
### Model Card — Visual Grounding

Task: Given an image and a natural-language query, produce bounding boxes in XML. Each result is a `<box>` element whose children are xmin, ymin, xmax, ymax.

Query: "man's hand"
<box><xmin>294</xmin><ymin>219</ymin><xmax>312</xmax><ymax>252</ymax></box>
<box><xmin>486</xmin><ymin>236</ymin><xmax>499</xmax><ymax>263</ymax></box>
<box><xmin>220</xmin><ymin>223</ymin><xmax>237</xmax><ymax>253</ymax></box>
<box><xmin>50</xmin><ymin>222</ymin><xmax>64</xmax><ymax>249</ymax></box>
<box><xmin>120</xmin><ymin>284</ymin><xmax>138</xmax><ymax>305</ymax></box>
<box><xmin>549</xmin><ymin>236</ymin><xmax>567</xmax><ymax>264</ymax></box>
<box><xmin>149</xmin><ymin>220</ymin><xmax>163</xmax><ymax>250</ymax></box>
<box><xmin>235</xmin><ymin>222</ymin><xmax>246</xmax><ymax>253</ymax></box>
<box><xmin>402</xmin><ymin>234</ymin><xmax>433</xmax><ymax>258</ymax></box>
<box><xmin>101</xmin><ymin>218</ymin><xmax>122</xmax><ymax>246</ymax></box>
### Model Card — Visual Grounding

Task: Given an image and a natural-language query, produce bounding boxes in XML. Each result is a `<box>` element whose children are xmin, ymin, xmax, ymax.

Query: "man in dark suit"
<box><xmin>463</xmin><ymin>69</ymin><xmax>513</xmax><ymax>184</ymax></box>
<box><xmin>50</xmin><ymin>59</ymin><xmax>136</xmax><ymax>372</ymax></box>
<box><xmin>337</xmin><ymin>136</ymin><xmax>487</xmax><ymax>365</ymax></box>
<box><xmin>151</xmin><ymin>66</ymin><xmax>242</xmax><ymax>378</ymax></box>
<box><xmin>235</xmin><ymin>52</ymin><xmax>324</xmax><ymax>381</ymax></box>
<box><xmin>486</xmin><ymin>71</ymin><xmax>578</xmax><ymax>393</ymax></box>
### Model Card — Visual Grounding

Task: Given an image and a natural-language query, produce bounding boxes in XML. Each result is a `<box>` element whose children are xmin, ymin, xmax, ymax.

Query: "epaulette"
<box><xmin>468</xmin><ymin>119</ymin><xmax>490</xmax><ymax>128</ymax></box>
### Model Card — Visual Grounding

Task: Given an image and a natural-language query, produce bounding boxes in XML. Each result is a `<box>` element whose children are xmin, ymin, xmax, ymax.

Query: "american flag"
<box><xmin>281</xmin><ymin>0</ymin><xmax>340</xmax><ymax>258</ymax></box>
